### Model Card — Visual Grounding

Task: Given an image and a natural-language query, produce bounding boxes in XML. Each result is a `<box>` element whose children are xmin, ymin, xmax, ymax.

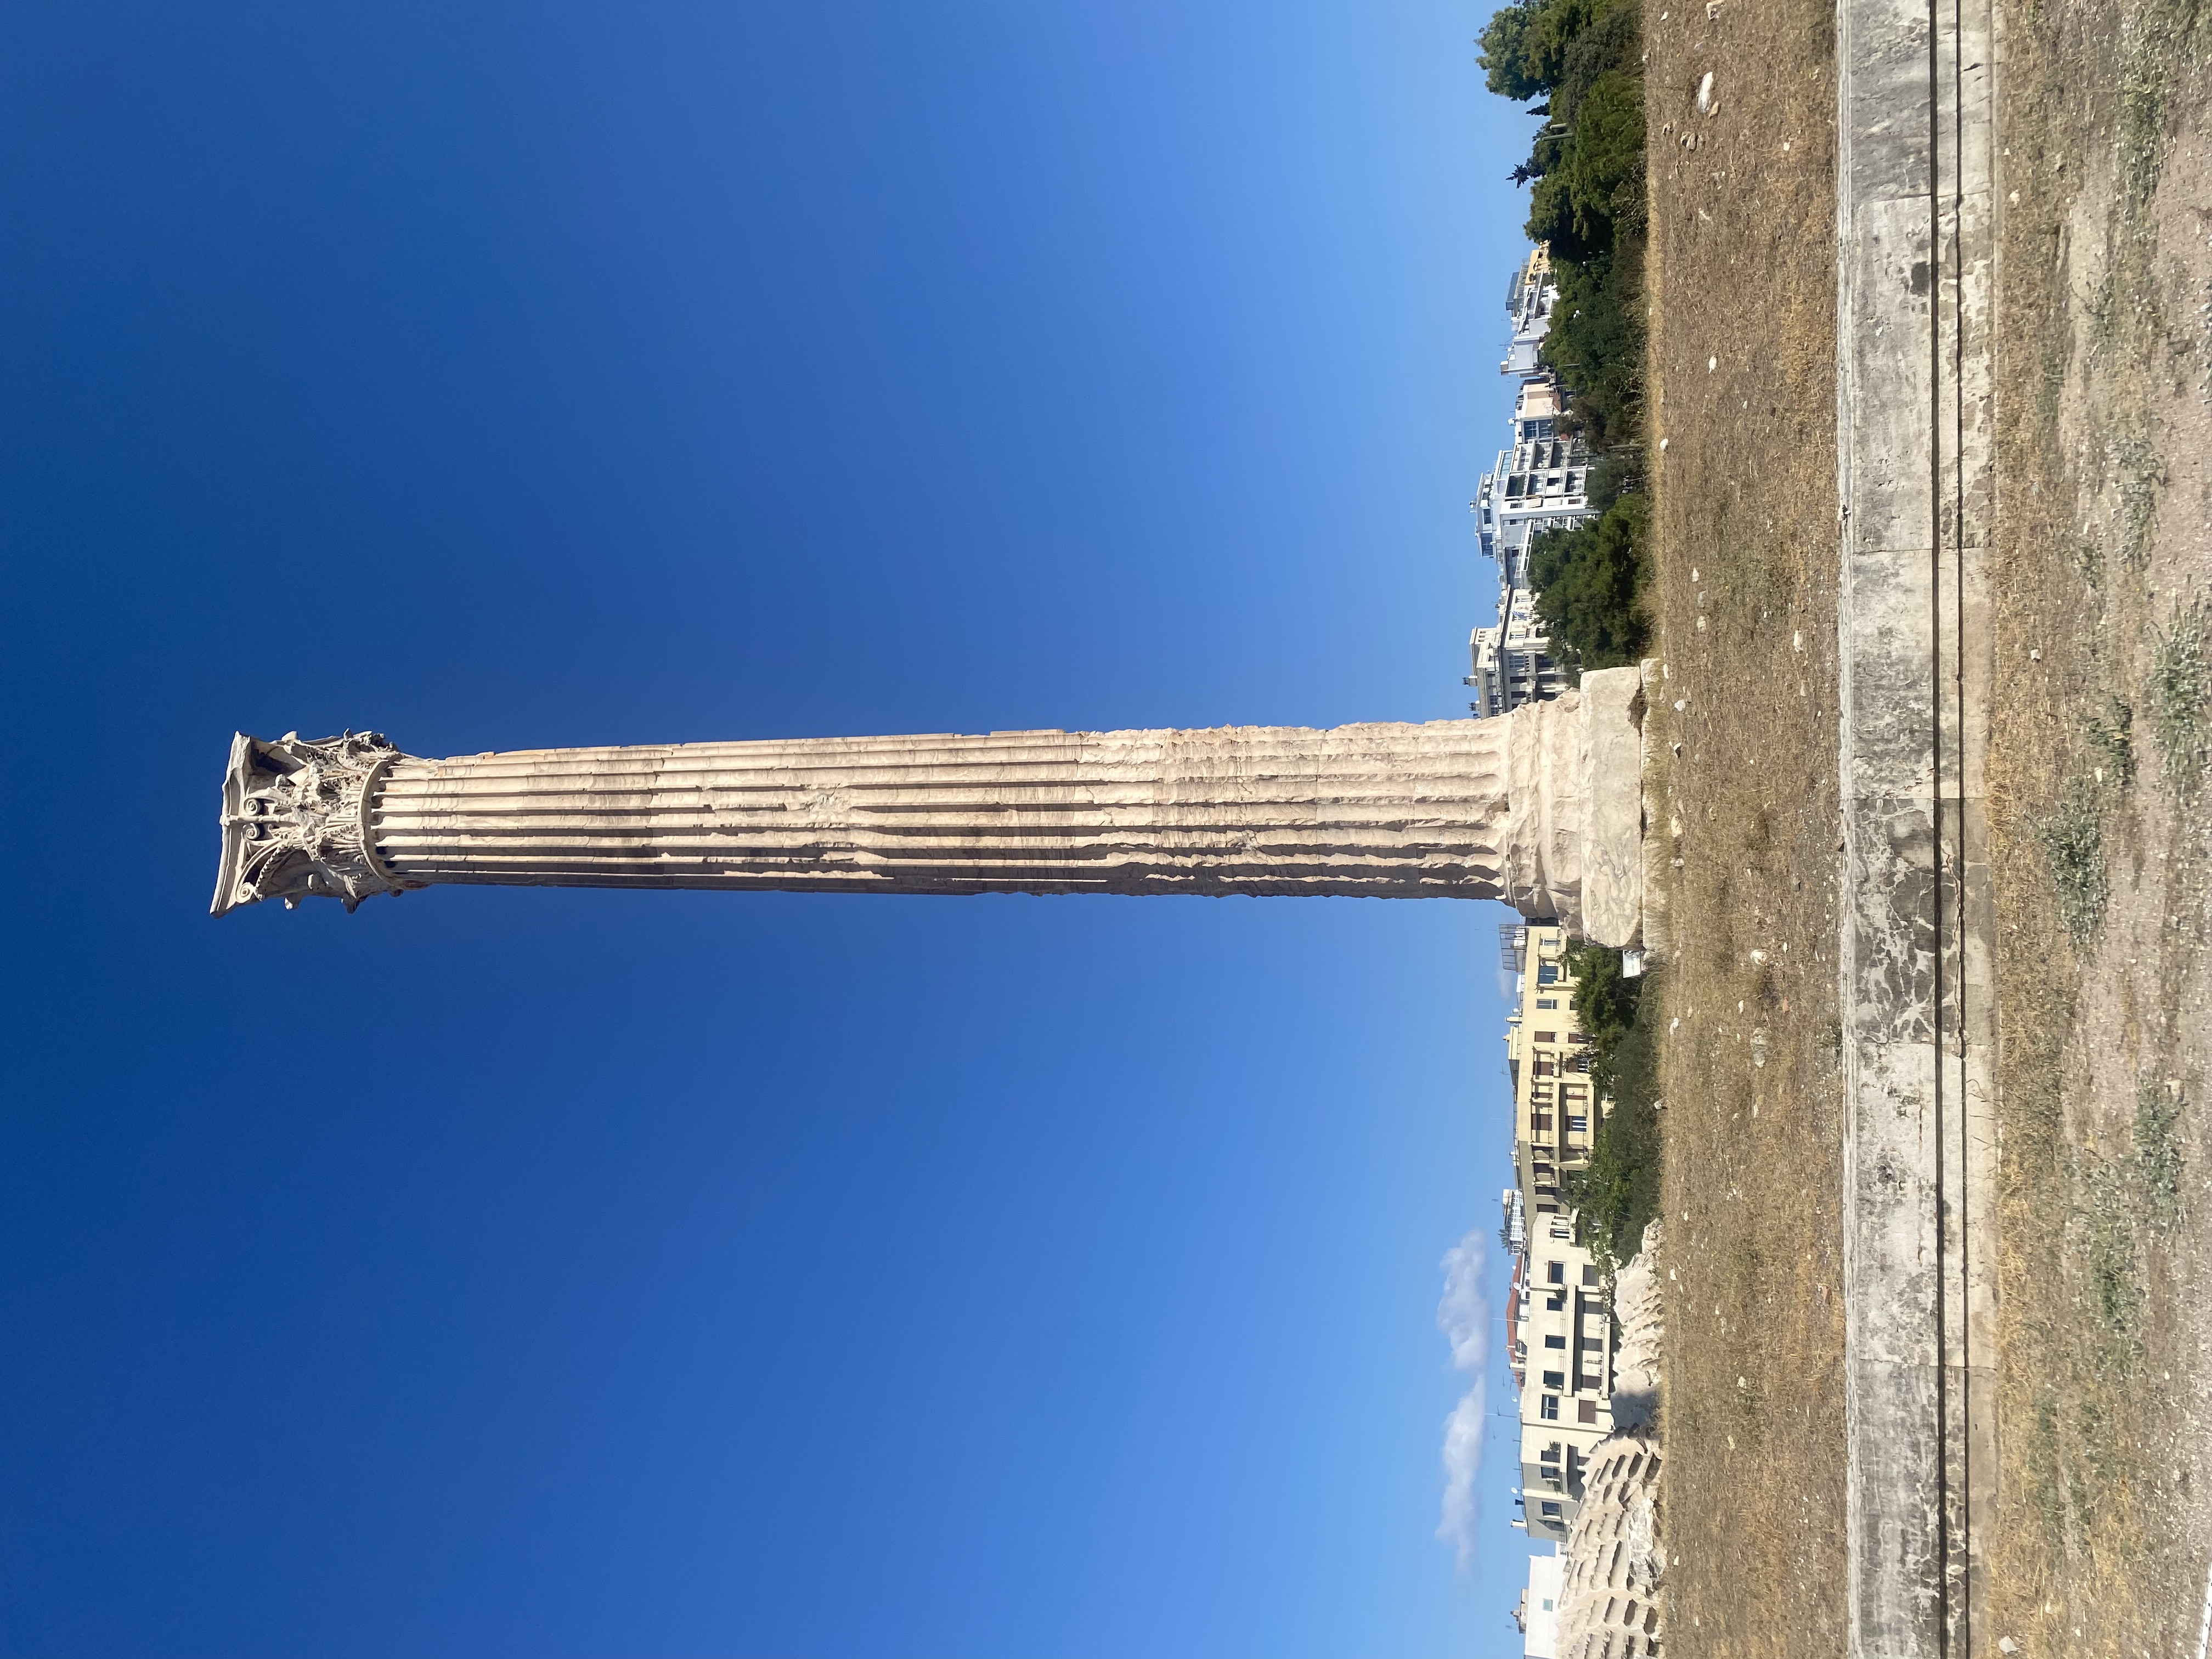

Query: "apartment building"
<box><xmin>1512</xmin><ymin>1222</ymin><xmax>1616</xmax><ymax>1542</ymax></box>
<box><xmin>1466</xmin><ymin>249</ymin><xmax>1600</xmax><ymax>718</ymax></box>
<box><xmin>1500</xmin><ymin>922</ymin><xmax>1616</xmax><ymax>1543</ymax></box>
<box><xmin>1468</xmin><ymin>575</ymin><xmax>1571</xmax><ymax>718</ymax></box>
<box><xmin>1499</xmin><ymin>245</ymin><xmax>1558</xmax><ymax>377</ymax></box>
<box><xmin>1505</xmin><ymin>922</ymin><xmax>1602</xmax><ymax>1192</ymax></box>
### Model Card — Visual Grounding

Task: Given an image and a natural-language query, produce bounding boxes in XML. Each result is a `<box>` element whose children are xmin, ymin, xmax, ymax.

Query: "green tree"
<box><xmin>1479</xmin><ymin>0</ymin><xmax>1549</xmax><ymax>100</ymax></box>
<box><xmin>1528</xmin><ymin>491</ymin><xmax>1649</xmax><ymax>673</ymax></box>
<box><xmin>1540</xmin><ymin>250</ymin><xmax>1644</xmax><ymax>450</ymax></box>
<box><xmin>1525</xmin><ymin>71</ymin><xmax>1644</xmax><ymax>259</ymax></box>
<box><xmin>1563</xmin><ymin>940</ymin><xmax>1638</xmax><ymax>1041</ymax></box>
<box><xmin>1480</xmin><ymin>0</ymin><xmax>1621</xmax><ymax>103</ymax></box>
<box><xmin>1551</xmin><ymin>0</ymin><xmax>1640</xmax><ymax>126</ymax></box>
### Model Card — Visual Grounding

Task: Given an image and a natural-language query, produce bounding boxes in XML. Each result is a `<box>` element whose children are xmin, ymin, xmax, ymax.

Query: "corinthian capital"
<box><xmin>211</xmin><ymin>730</ymin><xmax>416</xmax><ymax>916</ymax></box>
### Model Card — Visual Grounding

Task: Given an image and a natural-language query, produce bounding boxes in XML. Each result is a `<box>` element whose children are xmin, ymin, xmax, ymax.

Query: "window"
<box><xmin>1536</xmin><ymin>997</ymin><xmax>1558</xmax><ymax>1009</ymax></box>
<box><xmin>1578</xmin><ymin>1400</ymin><xmax>1599</xmax><ymax>1425</ymax></box>
<box><xmin>1543</xmin><ymin>1334</ymin><xmax>1566</xmax><ymax>1350</ymax></box>
<box><xmin>1532</xmin><ymin>1113</ymin><xmax>1553</xmax><ymax>1131</ymax></box>
<box><xmin>1580</xmin><ymin>1336</ymin><xmax>1604</xmax><ymax>1351</ymax></box>
<box><xmin>1537</xmin><ymin>965</ymin><xmax>1559</xmax><ymax>985</ymax></box>
<box><xmin>1567</xmin><ymin>1114</ymin><xmax>1589</xmax><ymax>1133</ymax></box>
<box><xmin>1539</xmin><ymin>1500</ymin><xmax>1562</xmax><ymax>1519</ymax></box>
<box><xmin>1542</xmin><ymin>1369</ymin><xmax>1565</xmax><ymax>1389</ymax></box>
<box><xmin>1534</xmin><ymin>1031</ymin><xmax>1555</xmax><ymax>1045</ymax></box>
<box><xmin>1545</xmin><ymin>1294</ymin><xmax>1565</xmax><ymax>1311</ymax></box>
<box><xmin>1583</xmin><ymin>1266</ymin><xmax>1601</xmax><ymax>1286</ymax></box>
<box><xmin>1539</xmin><ymin>1397</ymin><xmax>1560</xmax><ymax>1422</ymax></box>
<box><xmin>1538</xmin><ymin>1443</ymin><xmax>1560</xmax><ymax>1463</ymax></box>
<box><xmin>1546</xmin><ymin>1261</ymin><xmax>1565</xmax><ymax>1284</ymax></box>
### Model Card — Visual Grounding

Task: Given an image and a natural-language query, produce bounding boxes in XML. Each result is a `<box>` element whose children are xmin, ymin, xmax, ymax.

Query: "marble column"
<box><xmin>213</xmin><ymin>667</ymin><xmax>1644</xmax><ymax>941</ymax></box>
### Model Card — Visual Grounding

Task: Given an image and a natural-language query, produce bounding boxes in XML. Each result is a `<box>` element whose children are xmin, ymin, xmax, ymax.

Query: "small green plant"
<box><xmin>2151</xmin><ymin>597</ymin><xmax>2210</xmax><ymax>786</ymax></box>
<box><xmin>2134</xmin><ymin>1082</ymin><xmax>2184</xmax><ymax>1231</ymax></box>
<box><xmin>2029</xmin><ymin>1397</ymin><xmax>2069</xmax><ymax>1543</ymax></box>
<box><xmin>2075</xmin><ymin>532</ymin><xmax>2103</xmax><ymax>584</ymax></box>
<box><xmin>2083</xmin><ymin>1163</ymin><xmax>2141</xmax><ymax>1342</ymax></box>
<box><xmin>2036</xmin><ymin>789</ymin><xmax>2108</xmax><ymax>947</ymax></box>
<box><xmin>2087</xmin><ymin>271</ymin><xmax>2119</xmax><ymax>349</ymax></box>
<box><xmin>2077</xmin><ymin>1392</ymin><xmax>2128</xmax><ymax>1495</ymax></box>
<box><xmin>2086</xmin><ymin>696</ymin><xmax>2135</xmax><ymax>786</ymax></box>
<box><xmin>2118</xmin><ymin>46</ymin><xmax>2168</xmax><ymax>209</ymax></box>
<box><xmin>2114</xmin><ymin>431</ymin><xmax>2164</xmax><ymax>568</ymax></box>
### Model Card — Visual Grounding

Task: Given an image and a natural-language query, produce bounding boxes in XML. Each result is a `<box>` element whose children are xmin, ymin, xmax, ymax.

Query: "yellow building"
<box><xmin>1500</xmin><ymin>923</ymin><xmax>1615</xmax><ymax>1543</ymax></box>
<box><xmin>1504</xmin><ymin>922</ymin><xmax>1602</xmax><ymax>1207</ymax></box>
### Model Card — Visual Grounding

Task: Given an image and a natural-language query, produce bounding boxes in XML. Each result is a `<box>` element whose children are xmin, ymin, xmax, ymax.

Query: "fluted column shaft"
<box><xmin>373</xmin><ymin>721</ymin><xmax>1516</xmax><ymax>899</ymax></box>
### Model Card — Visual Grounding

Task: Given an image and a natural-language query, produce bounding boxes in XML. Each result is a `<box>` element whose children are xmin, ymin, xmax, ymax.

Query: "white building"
<box><xmin>1516</xmin><ymin>1547</ymin><xmax>1564</xmax><ymax>1656</ymax></box>
<box><xmin>1466</xmin><ymin>249</ymin><xmax>1602</xmax><ymax>719</ymax></box>
<box><xmin>1500</xmin><ymin>245</ymin><xmax>1559</xmax><ymax>378</ymax></box>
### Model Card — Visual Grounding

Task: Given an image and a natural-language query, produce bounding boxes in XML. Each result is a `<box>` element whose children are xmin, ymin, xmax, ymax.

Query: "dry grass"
<box><xmin>1640</xmin><ymin>0</ymin><xmax>1848</xmax><ymax>1649</ymax></box>
<box><xmin>1636</xmin><ymin>0</ymin><xmax>2212</xmax><ymax>1645</ymax></box>
<box><xmin>1984</xmin><ymin>0</ymin><xmax>2212</xmax><ymax>1649</ymax></box>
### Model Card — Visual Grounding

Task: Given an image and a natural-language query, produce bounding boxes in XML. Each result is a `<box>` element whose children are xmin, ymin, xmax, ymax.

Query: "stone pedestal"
<box><xmin>213</xmin><ymin>668</ymin><xmax>1645</xmax><ymax>941</ymax></box>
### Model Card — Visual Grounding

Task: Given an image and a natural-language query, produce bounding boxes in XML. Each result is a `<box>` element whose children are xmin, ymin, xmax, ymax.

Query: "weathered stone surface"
<box><xmin>1502</xmin><ymin>693</ymin><xmax>1585</xmax><ymax>926</ymax></box>
<box><xmin>1609</xmin><ymin>1220</ymin><xmax>1664</xmax><ymax>1432</ymax></box>
<box><xmin>1553</xmin><ymin>1429</ymin><xmax>1664</xmax><ymax>1658</ymax></box>
<box><xmin>213</xmin><ymin>692</ymin><xmax>1648</xmax><ymax>940</ymax></box>
<box><xmin>1835</xmin><ymin>0</ymin><xmax>1997</xmax><ymax>1643</ymax></box>
<box><xmin>1578</xmin><ymin>666</ymin><xmax>1646</xmax><ymax>950</ymax></box>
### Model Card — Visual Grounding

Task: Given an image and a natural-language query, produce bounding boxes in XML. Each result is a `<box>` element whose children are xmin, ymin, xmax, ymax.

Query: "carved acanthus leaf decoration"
<box><xmin>211</xmin><ymin>731</ymin><xmax>417</xmax><ymax>916</ymax></box>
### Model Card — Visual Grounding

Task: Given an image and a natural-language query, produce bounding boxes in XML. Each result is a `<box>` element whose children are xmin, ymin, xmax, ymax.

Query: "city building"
<box><xmin>1499</xmin><ymin>921</ymin><xmax>1618</xmax><ymax>1543</ymax></box>
<box><xmin>1500</xmin><ymin>245</ymin><xmax>1558</xmax><ymax>377</ymax></box>
<box><xmin>1466</xmin><ymin>247</ymin><xmax>1602</xmax><ymax>718</ymax></box>
<box><xmin>1505</xmin><ymin>922</ymin><xmax>1602</xmax><ymax>1193</ymax></box>
<box><xmin>1514</xmin><ymin>1547</ymin><xmax>1564</xmax><ymax>1657</ymax></box>
<box><xmin>1511</xmin><ymin>1221</ymin><xmax>1617</xmax><ymax>1542</ymax></box>
<box><xmin>1503</xmin><ymin>1187</ymin><xmax>1530</xmax><ymax>1391</ymax></box>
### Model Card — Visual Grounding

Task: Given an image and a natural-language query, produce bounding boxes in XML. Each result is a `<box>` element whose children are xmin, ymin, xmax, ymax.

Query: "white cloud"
<box><xmin>1436</xmin><ymin>1229</ymin><xmax>1489</xmax><ymax>1373</ymax></box>
<box><xmin>1434</xmin><ymin>1228</ymin><xmax>1491</xmax><ymax>1569</ymax></box>
<box><xmin>1437</xmin><ymin>1384</ymin><xmax>1487</xmax><ymax>1568</ymax></box>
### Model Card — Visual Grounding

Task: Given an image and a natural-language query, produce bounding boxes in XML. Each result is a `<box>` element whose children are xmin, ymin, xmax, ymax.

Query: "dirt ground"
<box><xmin>1983</xmin><ymin>0</ymin><xmax>2212</xmax><ymax>1651</ymax></box>
<box><xmin>1640</xmin><ymin>0</ymin><xmax>1850</xmax><ymax>1650</ymax></box>
<box><xmin>1640</xmin><ymin>0</ymin><xmax>2212</xmax><ymax>1649</ymax></box>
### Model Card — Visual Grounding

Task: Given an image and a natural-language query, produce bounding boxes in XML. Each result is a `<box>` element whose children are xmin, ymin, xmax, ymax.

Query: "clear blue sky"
<box><xmin>0</xmin><ymin>2</ymin><xmax>1547</xmax><ymax>1652</ymax></box>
